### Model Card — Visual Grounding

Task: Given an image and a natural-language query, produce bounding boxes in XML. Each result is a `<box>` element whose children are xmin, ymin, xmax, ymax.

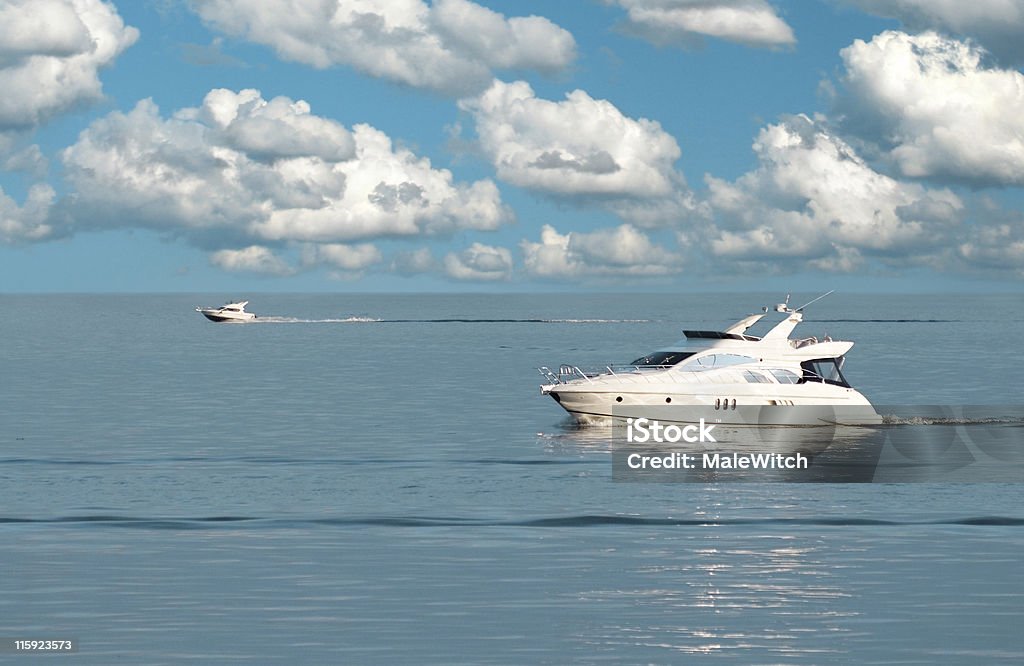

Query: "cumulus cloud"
<box><xmin>205</xmin><ymin>89</ymin><xmax>355</xmax><ymax>162</ymax></box>
<box><xmin>521</xmin><ymin>224</ymin><xmax>683</xmax><ymax>279</ymax></box>
<box><xmin>443</xmin><ymin>242</ymin><xmax>513</xmax><ymax>281</ymax></box>
<box><xmin>958</xmin><ymin>224</ymin><xmax>1024</xmax><ymax>276</ymax></box>
<box><xmin>702</xmin><ymin>114</ymin><xmax>963</xmax><ymax>270</ymax></box>
<box><xmin>460</xmin><ymin>80</ymin><xmax>696</xmax><ymax>225</ymax></box>
<box><xmin>302</xmin><ymin>242</ymin><xmax>383</xmax><ymax>272</ymax></box>
<box><xmin>190</xmin><ymin>0</ymin><xmax>575</xmax><ymax>96</ymax></box>
<box><xmin>834</xmin><ymin>30</ymin><xmax>1024</xmax><ymax>186</ymax></box>
<box><xmin>210</xmin><ymin>245</ymin><xmax>296</xmax><ymax>275</ymax></box>
<box><xmin>610</xmin><ymin>0</ymin><xmax>795</xmax><ymax>49</ymax></box>
<box><xmin>958</xmin><ymin>223</ymin><xmax>1024</xmax><ymax>272</ymax></box>
<box><xmin>952</xmin><ymin>201</ymin><xmax>1024</xmax><ymax>276</ymax></box>
<box><xmin>845</xmin><ymin>0</ymin><xmax>1024</xmax><ymax>65</ymax></box>
<box><xmin>0</xmin><ymin>0</ymin><xmax>138</xmax><ymax>130</ymax></box>
<box><xmin>0</xmin><ymin>184</ymin><xmax>55</xmax><ymax>243</ymax></box>
<box><xmin>1</xmin><ymin>142</ymin><xmax>48</xmax><ymax>179</ymax></box>
<box><xmin>59</xmin><ymin>89</ymin><xmax>512</xmax><ymax>247</ymax></box>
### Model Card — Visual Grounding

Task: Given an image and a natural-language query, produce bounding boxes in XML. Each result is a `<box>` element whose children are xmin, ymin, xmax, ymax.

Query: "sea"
<box><xmin>1</xmin><ymin>292</ymin><xmax>1022</xmax><ymax>664</ymax></box>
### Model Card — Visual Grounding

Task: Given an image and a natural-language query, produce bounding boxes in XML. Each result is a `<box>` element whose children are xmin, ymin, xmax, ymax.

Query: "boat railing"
<box><xmin>539</xmin><ymin>364</ymin><xmax>676</xmax><ymax>385</ymax></box>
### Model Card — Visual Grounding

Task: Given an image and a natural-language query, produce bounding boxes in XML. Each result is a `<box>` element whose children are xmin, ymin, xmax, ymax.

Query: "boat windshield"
<box><xmin>800</xmin><ymin>357</ymin><xmax>850</xmax><ymax>387</ymax></box>
<box><xmin>629</xmin><ymin>350</ymin><xmax>695</xmax><ymax>367</ymax></box>
<box><xmin>679</xmin><ymin>353</ymin><xmax>756</xmax><ymax>372</ymax></box>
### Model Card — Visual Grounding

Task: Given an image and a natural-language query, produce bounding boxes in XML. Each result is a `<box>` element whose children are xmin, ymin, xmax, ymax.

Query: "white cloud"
<box><xmin>1</xmin><ymin>142</ymin><xmax>47</xmax><ymax>179</ymax></box>
<box><xmin>835</xmin><ymin>30</ymin><xmax>1024</xmax><ymax>186</ymax></box>
<box><xmin>460</xmin><ymin>80</ymin><xmax>696</xmax><ymax>225</ymax></box>
<box><xmin>0</xmin><ymin>183</ymin><xmax>55</xmax><ymax>243</ymax></box>
<box><xmin>462</xmin><ymin>80</ymin><xmax>679</xmax><ymax>197</ymax></box>
<box><xmin>431</xmin><ymin>0</ymin><xmax>575</xmax><ymax>72</ymax></box>
<box><xmin>303</xmin><ymin>242</ymin><xmax>382</xmax><ymax>271</ymax></box>
<box><xmin>60</xmin><ymin>89</ymin><xmax>512</xmax><ymax>247</ymax></box>
<box><xmin>521</xmin><ymin>224</ymin><xmax>683</xmax><ymax>279</ymax></box>
<box><xmin>954</xmin><ymin>201</ymin><xmax>1024</xmax><ymax>276</ymax></box>
<box><xmin>702</xmin><ymin>114</ymin><xmax>963</xmax><ymax>269</ymax></box>
<box><xmin>958</xmin><ymin>224</ymin><xmax>1024</xmax><ymax>275</ymax></box>
<box><xmin>210</xmin><ymin>245</ymin><xmax>296</xmax><ymax>275</ymax></box>
<box><xmin>0</xmin><ymin>0</ymin><xmax>138</xmax><ymax>130</ymax></box>
<box><xmin>845</xmin><ymin>0</ymin><xmax>1024</xmax><ymax>65</ymax></box>
<box><xmin>610</xmin><ymin>0</ymin><xmax>795</xmax><ymax>49</ymax></box>
<box><xmin>190</xmin><ymin>0</ymin><xmax>575</xmax><ymax>96</ymax></box>
<box><xmin>203</xmin><ymin>88</ymin><xmax>355</xmax><ymax>162</ymax></box>
<box><xmin>443</xmin><ymin>242</ymin><xmax>513</xmax><ymax>281</ymax></box>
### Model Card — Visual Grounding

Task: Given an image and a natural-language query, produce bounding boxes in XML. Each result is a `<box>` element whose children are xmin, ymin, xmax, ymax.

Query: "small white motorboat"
<box><xmin>195</xmin><ymin>300</ymin><xmax>257</xmax><ymax>323</ymax></box>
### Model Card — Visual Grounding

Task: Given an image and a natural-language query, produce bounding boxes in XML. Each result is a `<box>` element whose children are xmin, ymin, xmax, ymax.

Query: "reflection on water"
<box><xmin>579</xmin><ymin>536</ymin><xmax>855</xmax><ymax>657</ymax></box>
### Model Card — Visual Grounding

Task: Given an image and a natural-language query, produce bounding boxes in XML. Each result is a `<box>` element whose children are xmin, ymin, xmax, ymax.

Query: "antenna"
<box><xmin>795</xmin><ymin>290</ymin><xmax>835</xmax><ymax>312</ymax></box>
<box><xmin>774</xmin><ymin>294</ymin><xmax>791</xmax><ymax>313</ymax></box>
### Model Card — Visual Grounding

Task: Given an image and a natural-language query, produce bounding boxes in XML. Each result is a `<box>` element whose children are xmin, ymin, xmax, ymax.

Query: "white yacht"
<box><xmin>195</xmin><ymin>300</ymin><xmax>257</xmax><ymax>323</ymax></box>
<box><xmin>539</xmin><ymin>293</ymin><xmax>878</xmax><ymax>425</ymax></box>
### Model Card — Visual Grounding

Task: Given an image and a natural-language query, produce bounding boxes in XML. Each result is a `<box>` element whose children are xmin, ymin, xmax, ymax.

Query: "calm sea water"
<box><xmin>1</xmin><ymin>293</ymin><xmax>1022</xmax><ymax>664</ymax></box>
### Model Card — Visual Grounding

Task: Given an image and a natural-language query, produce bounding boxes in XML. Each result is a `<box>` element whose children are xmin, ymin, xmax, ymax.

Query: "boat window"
<box><xmin>741</xmin><ymin>370</ymin><xmax>770</xmax><ymax>384</ymax></box>
<box><xmin>680</xmin><ymin>353</ymin><xmax>756</xmax><ymax>372</ymax></box>
<box><xmin>683</xmin><ymin>330</ymin><xmax>759</xmax><ymax>341</ymax></box>
<box><xmin>629</xmin><ymin>351</ymin><xmax>696</xmax><ymax>367</ymax></box>
<box><xmin>769</xmin><ymin>369</ymin><xmax>800</xmax><ymax>384</ymax></box>
<box><xmin>799</xmin><ymin>357</ymin><xmax>850</xmax><ymax>387</ymax></box>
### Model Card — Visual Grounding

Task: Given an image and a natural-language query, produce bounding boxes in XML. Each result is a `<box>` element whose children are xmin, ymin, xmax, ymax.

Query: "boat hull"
<box><xmin>199</xmin><ymin>311</ymin><xmax>255</xmax><ymax>322</ymax></box>
<box><xmin>543</xmin><ymin>385</ymin><xmax>880</xmax><ymax>426</ymax></box>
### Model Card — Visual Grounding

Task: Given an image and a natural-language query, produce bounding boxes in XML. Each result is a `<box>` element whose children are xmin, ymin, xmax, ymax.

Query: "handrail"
<box><xmin>538</xmin><ymin>363</ymin><xmax>680</xmax><ymax>385</ymax></box>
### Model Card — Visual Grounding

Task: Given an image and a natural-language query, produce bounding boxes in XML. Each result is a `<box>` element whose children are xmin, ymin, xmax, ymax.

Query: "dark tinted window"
<box><xmin>800</xmin><ymin>358</ymin><xmax>850</xmax><ymax>387</ymax></box>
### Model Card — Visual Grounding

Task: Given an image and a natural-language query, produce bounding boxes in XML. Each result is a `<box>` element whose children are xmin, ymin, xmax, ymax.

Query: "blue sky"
<box><xmin>1</xmin><ymin>0</ymin><xmax>1023</xmax><ymax>292</ymax></box>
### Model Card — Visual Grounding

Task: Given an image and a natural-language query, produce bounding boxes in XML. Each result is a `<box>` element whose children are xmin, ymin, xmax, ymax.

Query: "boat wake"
<box><xmin>383</xmin><ymin>318</ymin><xmax>652</xmax><ymax>323</ymax></box>
<box><xmin>253</xmin><ymin>316</ymin><xmax>382</xmax><ymax>324</ymax></box>
<box><xmin>251</xmin><ymin>317</ymin><xmax>650</xmax><ymax>324</ymax></box>
<box><xmin>880</xmin><ymin>414</ymin><xmax>1024</xmax><ymax>426</ymax></box>
<box><xmin>541</xmin><ymin>318</ymin><xmax>651</xmax><ymax>324</ymax></box>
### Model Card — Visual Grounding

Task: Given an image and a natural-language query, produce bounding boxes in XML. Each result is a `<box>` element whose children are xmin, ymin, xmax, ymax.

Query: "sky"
<box><xmin>2</xmin><ymin>0</ymin><xmax>1024</xmax><ymax>293</ymax></box>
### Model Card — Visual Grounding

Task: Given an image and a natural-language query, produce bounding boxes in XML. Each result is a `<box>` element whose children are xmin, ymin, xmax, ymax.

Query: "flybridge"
<box><xmin>683</xmin><ymin>291</ymin><xmax>837</xmax><ymax>343</ymax></box>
